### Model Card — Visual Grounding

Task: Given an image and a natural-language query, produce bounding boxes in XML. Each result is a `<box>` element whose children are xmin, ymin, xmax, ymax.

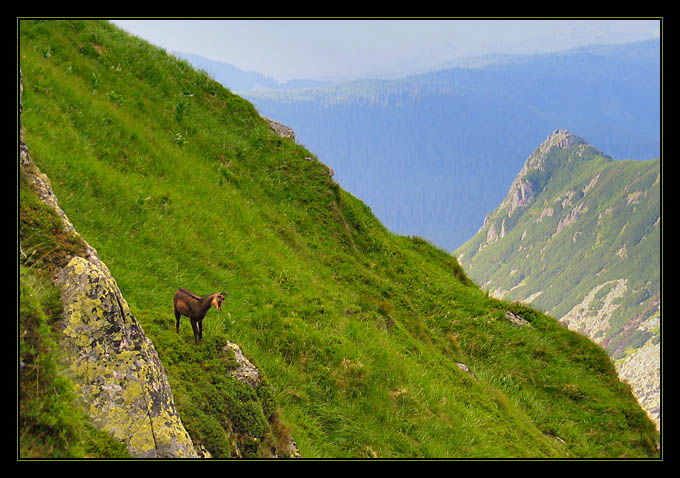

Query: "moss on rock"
<box><xmin>55</xmin><ymin>256</ymin><xmax>197</xmax><ymax>458</ymax></box>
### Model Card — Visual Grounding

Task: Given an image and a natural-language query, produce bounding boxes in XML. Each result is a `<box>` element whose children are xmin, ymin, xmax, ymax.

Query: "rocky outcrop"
<box><xmin>505</xmin><ymin>310</ymin><xmax>530</xmax><ymax>327</ymax></box>
<box><xmin>537</xmin><ymin>129</ymin><xmax>585</xmax><ymax>155</ymax></box>
<box><xmin>55</xmin><ymin>257</ymin><xmax>197</xmax><ymax>457</ymax></box>
<box><xmin>475</xmin><ymin>130</ymin><xmax>590</xmax><ymax>250</ymax></box>
<box><xmin>224</xmin><ymin>341</ymin><xmax>301</xmax><ymax>458</ymax></box>
<box><xmin>265</xmin><ymin>117</ymin><xmax>295</xmax><ymax>141</ymax></box>
<box><xmin>20</xmin><ymin>72</ymin><xmax>197</xmax><ymax>458</ymax></box>
<box><xmin>266</xmin><ymin>118</ymin><xmax>334</xmax><ymax>181</ymax></box>
<box><xmin>615</xmin><ymin>339</ymin><xmax>660</xmax><ymax>429</ymax></box>
<box><xmin>560</xmin><ymin>279</ymin><xmax>628</xmax><ymax>342</ymax></box>
<box><xmin>225</xmin><ymin>340</ymin><xmax>264</xmax><ymax>390</ymax></box>
<box><xmin>555</xmin><ymin>202</ymin><xmax>588</xmax><ymax>235</ymax></box>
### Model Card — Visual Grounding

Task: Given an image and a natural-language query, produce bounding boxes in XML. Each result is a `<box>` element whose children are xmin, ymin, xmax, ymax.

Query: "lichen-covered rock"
<box><xmin>55</xmin><ymin>257</ymin><xmax>197</xmax><ymax>458</ymax></box>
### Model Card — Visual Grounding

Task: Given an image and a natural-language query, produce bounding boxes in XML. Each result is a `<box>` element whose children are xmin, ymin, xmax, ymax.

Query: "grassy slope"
<box><xmin>19</xmin><ymin>20</ymin><xmax>658</xmax><ymax>458</ymax></box>
<box><xmin>19</xmin><ymin>146</ymin><xmax>131</xmax><ymax>457</ymax></box>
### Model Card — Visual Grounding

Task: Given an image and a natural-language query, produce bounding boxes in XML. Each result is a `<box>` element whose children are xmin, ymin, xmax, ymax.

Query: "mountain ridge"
<box><xmin>455</xmin><ymin>130</ymin><xmax>660</xmax><ymax>428</ymax></box>
<box><xmin>173</xmin><ymin>51</ymin><xmax>333</xmax><ymax>93</ymax></box>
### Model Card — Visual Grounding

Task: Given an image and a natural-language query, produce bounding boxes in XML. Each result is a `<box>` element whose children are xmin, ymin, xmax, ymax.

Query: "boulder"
<box><xmin>225</xmin><ymin>340</ymin><xmax>262</xmax><ymax>389</ymax></box>
<box><xmin>55</xmin><ymin>256</ymin><xmax>198</xmax><ymax>458</ymax></box>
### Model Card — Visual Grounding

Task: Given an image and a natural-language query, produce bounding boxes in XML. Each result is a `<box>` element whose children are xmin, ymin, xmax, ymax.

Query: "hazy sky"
<box><xmin>110</xmin><ymin>18</ymin><xmax>660</xmax><ymax>82</ymax></box>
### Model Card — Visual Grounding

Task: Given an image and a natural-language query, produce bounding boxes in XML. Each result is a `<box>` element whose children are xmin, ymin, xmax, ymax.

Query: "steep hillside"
<box><xmin>455</xmin><ymin>130</ymin><xmax>660</xmax><ymax>428</ymax></box>
<box><xmin>19</xmin><ymin>20</ymin><xmax>659</xmax><ymax>458</ymax></box>
<box><xmin>19</xmin><ymin>71</ymin><xmax>296</xmax><ymax>458</ymax></box>
<box><xmin>173</xmin><ymin>51</ymin><xmax>331</xmax><ymax>92</ymax></box>
<box><xmin>243</xmin><ymin>40</ymin><xmax>660</xmax><ymax>250</ymax></box>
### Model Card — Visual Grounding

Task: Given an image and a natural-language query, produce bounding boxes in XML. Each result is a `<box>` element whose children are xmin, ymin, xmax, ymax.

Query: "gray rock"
<box><xmin>223</xmin><ymin>340</ymin><xmax>301</xmax><ymax>458</ymax></box>
<box><xmin>225</xmin><ymin>340</ymin><xmax>262</xmax><ymax>389</ymax></box>
<box><xmin>264</xmin><ymin>117</ymin><xmax>295</xmax><ymax>141</ymax></box>
<box><xmin>455</xmin><ymin>362</ymin><xmax>477</xmax><ymax>380</ymax></box>
<box><xmin>505</xmin><ymin>310</ymin><xmax>530</xmax><ymax>327</ymax></box>
<box><xmin>55</xmin><ymin>256</ymin><xmax>198</xmax><ymax>458</ymax></box>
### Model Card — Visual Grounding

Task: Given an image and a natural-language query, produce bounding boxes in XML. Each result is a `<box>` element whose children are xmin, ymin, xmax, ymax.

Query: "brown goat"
<box><xmin>173</xmin><ymin>288</ymin><xmax>227</xmax><ymax>344</ymax></box>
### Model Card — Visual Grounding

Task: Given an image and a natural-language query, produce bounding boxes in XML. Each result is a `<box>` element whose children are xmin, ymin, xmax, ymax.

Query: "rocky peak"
<box><xmin>502</xmin><ymin>130</ymin><xmax>587</xmax><ymax>217</ymax></box>
<box><xmin>523</xmin><ymin>130</ymin><xmax>587</xmax><ymax>177</ymax></box>
<box><xmin>538</xmin><ymin>129</ymin><xmax>586</xmax><ymax>156</ymax></box>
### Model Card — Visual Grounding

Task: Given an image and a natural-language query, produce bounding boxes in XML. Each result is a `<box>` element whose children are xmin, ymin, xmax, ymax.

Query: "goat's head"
<box><xmin>212</xmin><ymin>292</ymin><xmax>227</xmax><ymax>311</ymax></box>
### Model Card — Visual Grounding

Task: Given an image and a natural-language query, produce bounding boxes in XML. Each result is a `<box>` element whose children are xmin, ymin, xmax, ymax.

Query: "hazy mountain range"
<box><xmin>178</xmin><ymin>40</ymin><xmax>660</xmax><ymax>251</ymax></box>
<box><xmin>173</xmin><ymin>51</ymin><xmax>332</xmax><ymax>92</ymax></box>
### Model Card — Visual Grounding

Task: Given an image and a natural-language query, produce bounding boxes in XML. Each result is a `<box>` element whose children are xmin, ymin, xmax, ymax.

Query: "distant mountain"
<box><xmin>174</xmin><ymin>51</ymin><xmax>332</xmax><ymax>92</ymax></box>
<box><xmin>455</xmin><ymin>129</ymin><xmax>660</xmax><ymax>428</ymax></box>
<box><xmin>243</xmin><ymin>40</ymin><xmax>660</xmax><ymax>251</ymax></box>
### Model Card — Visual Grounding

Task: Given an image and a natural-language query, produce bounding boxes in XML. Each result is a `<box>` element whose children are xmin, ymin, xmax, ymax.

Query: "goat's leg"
<box><xmin>175</xmin><ymin>309</ymin><xmax>181</xmax><ymax>334</ymax></box>
<box><xmin>191</xmin><ymin>320</ymin><xmax>200</xmax><ymax>345</ymax></box>
<box><xmin>198</xmin><ymin>320</ymin><xmax>204</xmax><ymax>342</ymax></box>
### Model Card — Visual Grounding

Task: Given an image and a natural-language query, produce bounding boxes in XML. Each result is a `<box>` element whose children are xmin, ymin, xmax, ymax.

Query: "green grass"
<box><xmin>19</xmin><ymin>19</ymin><xmax>659</xmax><ymax>458</ymax></box>
<box><xmin>19</xmin><ymin>258</ymin><xmax>130</xmax><ymax>458</ymax></box>
<box><xmin>19</xmin><ymin>163</ymin><xmax>128</xmax><ymax>458</ymax></box>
